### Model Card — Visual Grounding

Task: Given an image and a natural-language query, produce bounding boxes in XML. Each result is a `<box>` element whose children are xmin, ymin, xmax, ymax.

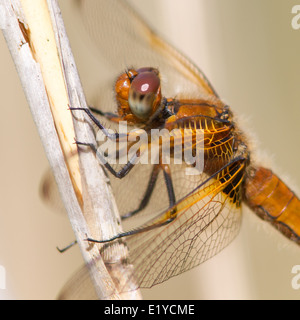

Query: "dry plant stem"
<box><xmin>48</xmin><ymin>0</ymin><xmax>141</xmax><ymax>299</ymax></box>
<box><xmin>2</xmin><ymin>0</ymin><xmax>141</xmax><ymax>300</ymax></box>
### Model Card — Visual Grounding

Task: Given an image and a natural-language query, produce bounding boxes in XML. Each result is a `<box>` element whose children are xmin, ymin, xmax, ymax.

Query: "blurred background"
<box><xmin>0</xmin><ymin>0</ymin><xmax>300</xmax><ymax>299</ymax></box>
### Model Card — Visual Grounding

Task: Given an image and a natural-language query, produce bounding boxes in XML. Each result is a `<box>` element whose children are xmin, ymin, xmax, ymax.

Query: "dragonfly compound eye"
<box><xmin>128</xmin><ymin>69</ymin><xmax>161</xmax><ymax>120</ymax></box>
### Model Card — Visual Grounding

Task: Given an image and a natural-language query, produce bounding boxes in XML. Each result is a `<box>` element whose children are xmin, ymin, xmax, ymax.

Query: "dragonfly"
<box><xmin>42</xmin><ymin>0</ymin><xmax>300</xmax><ymax>298</ymax></box>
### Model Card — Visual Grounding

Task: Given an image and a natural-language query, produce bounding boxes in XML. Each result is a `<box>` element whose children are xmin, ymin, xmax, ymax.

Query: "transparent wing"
<box><xmin>115</xmin><ymin>159</ymin><xmax>244</xmax><ymax>289</ymax></box>
<box><xmin>57</xmin><ymin>264</ymin><xmax>98</xmax><ymax>300</ymax></box>
<box><xmin>73</xmin><ymin>0</ymin><xmax>218</xmax><ymax>114</ymax></box>
<box><xmin>55</xmin><ymin>159</ymin><xmax>244</xmax><ymax>297</ymax></box>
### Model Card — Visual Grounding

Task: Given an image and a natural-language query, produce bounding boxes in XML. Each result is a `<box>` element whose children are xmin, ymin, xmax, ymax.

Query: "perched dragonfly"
<box><xmin>43</xmin><ymin>0</ymin><xmax>300</xmax><ymax>297</ymax></box>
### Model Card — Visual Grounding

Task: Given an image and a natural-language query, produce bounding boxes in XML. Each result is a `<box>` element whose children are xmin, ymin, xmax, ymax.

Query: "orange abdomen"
<box><xmin>244</xmin><ymin>167</ymin><xmax>300</xmax><ymax>244</ymax></box>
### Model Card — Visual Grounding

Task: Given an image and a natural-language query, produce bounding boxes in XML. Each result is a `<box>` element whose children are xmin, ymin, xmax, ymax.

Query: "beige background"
<box><xmin>0</xmin><ymin>0</ymin><xmax>300</xmax><ymax>299</ymax></box>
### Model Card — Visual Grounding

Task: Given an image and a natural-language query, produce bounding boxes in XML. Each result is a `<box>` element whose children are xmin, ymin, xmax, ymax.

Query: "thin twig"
<box><xmin>2</xmin><ymin>0</ymin><xmax>141</xmax><ymax>300</ymax></box>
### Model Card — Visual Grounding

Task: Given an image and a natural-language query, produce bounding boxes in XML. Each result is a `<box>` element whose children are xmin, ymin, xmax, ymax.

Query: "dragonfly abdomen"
<box><xmin>244</xmin><ymin>166</ymin><xmax>300</xmax><ymax>244</ymax></box>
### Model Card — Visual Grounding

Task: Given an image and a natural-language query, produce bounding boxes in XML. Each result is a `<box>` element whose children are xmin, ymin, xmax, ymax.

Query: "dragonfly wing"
<box><xmin>57</xmin><ymin>263</ymin><xmax>98</xmax><ymax>300</ymax></box>
<box><xmin>122</xmin><ymin>160</ymin><xmax>244</xmax><ymax>288</ymax></box>
<box><xmin>102</xmin><ymin>158</ymin><xmax>245</xmax><ymax>289</ymax></box>
<box><xmin>57</xmin><ymin>168</ymin><xmax>243</xmax><ymax>297</ymax></box>
<box><xmin>128</xmin><ymin>197</ymin><xmax>241</xmax><ymax>288</ymax></box>
<box><xmin>74</xmin><ymin>0</ymin><xmax>218</xmax><ymax>115</ymax></box>
<box><xmin>54</xmin><ymin>159</ymin><xmax>244</xmax><ymax>295</ymax></box>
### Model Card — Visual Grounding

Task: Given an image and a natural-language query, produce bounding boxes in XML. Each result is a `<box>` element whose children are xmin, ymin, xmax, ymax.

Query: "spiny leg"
<box><xmin>69</xmin><ymin>107</ymin><xmax>127</xmax><ymax>141</ymax></box>
<box><xmin>56</xmin><ymin>240</ymin><xmax>77</xmax><ymax>253</ymax></box>
<box><xmin>76</xmin><ymin>141</ymin><xmax>139</xmax><ymax>179</ymax></box>
<box><xmin>85</xmin><ymin>216</ymin><xmax>173</xmax><ymax>244</ymax></box>
<box><xmin>162</xmin><ymin>164</ymin><xmax>176</xmax><ymax>210</ymax></box>
<box><xmin>87</xmin><ymin>164</ymin><xmax>178</xmax><ymax>244</ymax></box>
<box><xmin>89</xmin><ymin>106</ymin><xmax>120</xmax><ymax>123</ymax></box>
<box><xmin>122</xmin><ymin>163</ymin><xmax>177</xmax><ymax>220</ymax></box>
<box><xmin>121</xmin><ymin>164</ymin><xmax>161</xmax><ymax>220</ymax></box>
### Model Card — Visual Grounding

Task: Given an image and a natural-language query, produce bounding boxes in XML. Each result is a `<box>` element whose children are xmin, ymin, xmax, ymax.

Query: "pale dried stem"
<box><xmin>1</xmin><ymin>0</ymin><xmax>141</xmax><ymax>300</ymax></box>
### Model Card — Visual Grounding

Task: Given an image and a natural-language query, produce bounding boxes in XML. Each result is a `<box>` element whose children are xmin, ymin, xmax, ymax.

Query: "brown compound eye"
<box><xmin>128</xmin><ymin>69</ymin><xmax>161</xmax><ymax>120</ymax></box>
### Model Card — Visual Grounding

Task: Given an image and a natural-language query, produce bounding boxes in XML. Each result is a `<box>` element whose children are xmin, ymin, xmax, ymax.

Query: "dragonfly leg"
<box><xmin>122</xmin><ymin>163</ymin><xmax>177</xmax><ymax>220</ymax></box>
<box><xmin>89</xmin><ymin>106</ymin><xmax>120</xmax><ymax>123</ymax></box>
<box><xmin>76</xmin><ymin>141</ymin><xmax>138</xmax><ymax>179</ymax></box>
<box><xmin>162</xmin><ymin>164</ymin><xmax>176</xmax><ymax>209</ymax></box>
<box><xmin>86</xmin><ymin>214</ymin><xmax>175</xmax><ymax>244</ymax></box>
<box><xmin>69</xmin><ymin>107</ymin><xmax>125</xmax><ymax>141</ymax></box>
<box><xmin>121</xmin><ymin>164</ymin><xmax>161</xmax><ymax>219</ymax></box>
<box><xmin>86</xmin><ymin>165</ymin><xmax>178</xmax><ymax>242</ymax></box>
<box><xmin>56</xmin><ymin>240</ymin><xmax>77</xmax><ymax>253</ymax></box>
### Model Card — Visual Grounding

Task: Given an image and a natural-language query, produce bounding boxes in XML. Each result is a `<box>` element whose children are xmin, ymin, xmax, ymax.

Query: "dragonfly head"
<box><xmin>115</xmin><ymin>67</ymin><xmax>162</xmax><ymax>125</ymax></box>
